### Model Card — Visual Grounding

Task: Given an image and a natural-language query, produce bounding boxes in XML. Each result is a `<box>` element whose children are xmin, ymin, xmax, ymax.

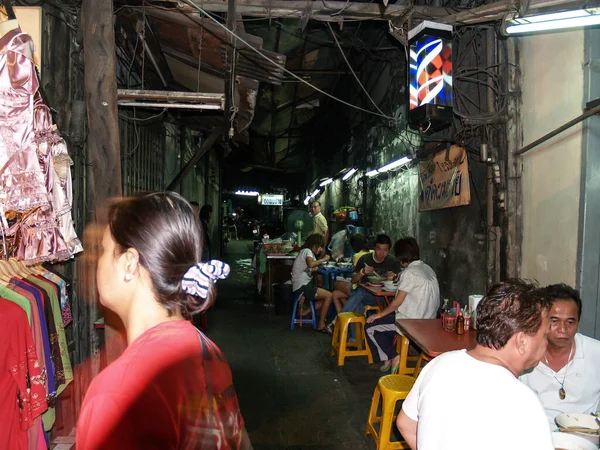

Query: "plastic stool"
<box><xmin>414</xmin><ymin>352</ymin><xmax>431</xmax><ymax>377</ymax></box>
<box><xmin>290</xmin><ymin>294</ymin><xmax>317</xmax><ymax>330</ymax></box>
<box><xmin>330</xmin><ymin>312</ymin><xmax>373</xmax><ymax>366</ymax></box>
<box><xmin>364</xmin><ymin>305</ymin><xmax>382</xmax><ymax>318</ymax></box>
<box><xmin>366</xmin><ymin>374</ymin><xmax>416</xmax><ymax>449</ymax></box>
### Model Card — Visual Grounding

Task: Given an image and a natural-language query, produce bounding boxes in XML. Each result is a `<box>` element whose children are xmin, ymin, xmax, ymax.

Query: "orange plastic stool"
<box><xmin>366</xmin><ymin>374</ymin><xmax>416</xmax><ymax>449</ymax></box>
<box><xmin>330</xmin><ymin>312</ymin><xmax>374</xmax><ymax>366</ymax></box>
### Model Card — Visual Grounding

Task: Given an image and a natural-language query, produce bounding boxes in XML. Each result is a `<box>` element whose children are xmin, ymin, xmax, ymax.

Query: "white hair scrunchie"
<box><xmin>182</xmin><ymin>260</ymin><xmax>231</xmax><ymax>299</ymax></box>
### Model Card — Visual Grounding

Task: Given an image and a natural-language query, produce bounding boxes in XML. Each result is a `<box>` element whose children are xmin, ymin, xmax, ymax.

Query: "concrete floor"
<box><xmin>207</xmin><ymin>240</ymin><xmax>391</xmax><ymax>450</ymax></box>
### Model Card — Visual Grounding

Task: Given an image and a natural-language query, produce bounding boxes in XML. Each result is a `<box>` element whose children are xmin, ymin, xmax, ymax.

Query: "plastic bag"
<box><xmin>328</xmin><ymin>230</ymin><xmax>347</xmax><ymax>261</ymax></box>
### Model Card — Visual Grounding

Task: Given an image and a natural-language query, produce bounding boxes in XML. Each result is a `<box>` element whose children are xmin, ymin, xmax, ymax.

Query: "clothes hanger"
<box><xmin>8</xmin><ymin>257</ymin><xmax>32</xmax><ymax>276</ymax></box>
<box><xmin>0</xmin><ymin>259</ymin><xmax>17</xmax><ymax>277</ymax></box>
<box><xmin>0</xmin><ymin>260</ymin><xmax>14</xmax><ymax>282</ymax></box>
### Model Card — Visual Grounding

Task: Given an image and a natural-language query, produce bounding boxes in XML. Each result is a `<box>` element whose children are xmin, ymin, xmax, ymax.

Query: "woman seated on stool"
<box><xmin>331</xmin><ymin>233</ymin><xmax>372</xmax><ymax>307</ymax></box>
<box><xmin>364</xmin><ymin>238</ymin><xmax>439</xmax><ymax>373</ymax></box>
<box><xmin>291</xmin><ymin>233</ymin><xmax>338</xmax><ymax>334</ymax></box>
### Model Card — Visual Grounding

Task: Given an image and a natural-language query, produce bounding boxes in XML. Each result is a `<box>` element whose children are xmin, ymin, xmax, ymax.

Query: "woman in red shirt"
<box><xmin>76</xmin><ymin>192</ymin><xmax>252</xmax><ymax>449</ymax></box>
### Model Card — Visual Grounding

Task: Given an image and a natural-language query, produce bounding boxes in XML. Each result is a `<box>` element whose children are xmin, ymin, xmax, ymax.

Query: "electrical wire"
<box><xmin>178</xmin><ymin>0</ymin><xmax>396</xmax><ymax>122</ymax></box>
<box><xmin>326</xmin><ymin>23</ymin><xmax>386</xmax><ymax>117</ymax></box>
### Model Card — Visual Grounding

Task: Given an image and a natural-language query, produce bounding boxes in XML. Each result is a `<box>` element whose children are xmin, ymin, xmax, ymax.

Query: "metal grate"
<box><xmin>119</xmin><ymin>112</ymin><xmax>166</xmax><ymax>195</ymax></box>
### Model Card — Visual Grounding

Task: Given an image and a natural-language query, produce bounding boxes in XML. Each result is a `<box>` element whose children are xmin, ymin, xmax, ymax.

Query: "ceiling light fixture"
<box><xmin>366</xmin><ymin>170</ymin><xmax>379</xmax><ymax>178</ymax></box>
<box><xmin>378</xmin><ymin>156</ymin><xmax>412</xmax><ymax>173</ymax></box>
<box><xmin>319</xmin><ymin>178</ymin><xmax>333</xmax><ymax>187</ymax></box>
<box><xmin>502</xmin><ymin>8</ymin><xmax>600</xmax><ymax>35</ymax></box>
<box><xmin>303</xmin><ymin>195</ymin><xmax>311</xmax><ymax>205</ymax></box>
<box><xmin>310</xmin><ymin>189</ymin><xmax>320</xmax><ymax>198</ymax></box>
<box><xmin>342</xmin><ymin>168</ymin><xmax>358</xmax><ymax>181</ymax></box>
<box><xmin>235</xmin><ymin>190</ymin><xmax>259</xmax><ymax>196</ymax></box>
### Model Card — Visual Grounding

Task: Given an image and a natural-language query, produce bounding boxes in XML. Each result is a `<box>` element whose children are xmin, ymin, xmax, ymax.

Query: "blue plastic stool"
<box><xmin>290</xmin><ymin>294</ymin><xmax>317</xmax><ymax>330</ymax></box>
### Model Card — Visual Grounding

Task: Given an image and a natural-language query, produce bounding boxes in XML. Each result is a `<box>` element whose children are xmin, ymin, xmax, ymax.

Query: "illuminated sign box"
<box><xmin>408</xmin><ymin>21</ymin><xmax>453</xmax><ymax>132</ymax></box>
<box><xmin>261</xmin><ymin>194</ymin><xmax>283</xmax><ymax>206</ymax></box>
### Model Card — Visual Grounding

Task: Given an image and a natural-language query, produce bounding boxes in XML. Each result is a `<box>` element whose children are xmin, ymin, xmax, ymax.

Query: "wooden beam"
<box><xmin>82</xmin><ymin>0</ymin><xmax>125</xmax><ymax>363</ymax></box>
<box><xmin>184</xmin><ymin>0</ymin><xmax>450</xmax><ymax>21</ymax></box>
<box><xmin>167</xmin><ymin>132</ymin><xmax>220</xmax><ymax>190</ymax></box>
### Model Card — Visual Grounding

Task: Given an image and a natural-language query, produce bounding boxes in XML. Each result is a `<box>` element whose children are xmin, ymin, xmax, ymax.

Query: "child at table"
<box><xmin>331</xmin><ymin>234</ymin><xmax>372</xmax><ymax>307</ymax></box>
<box><xmin>291</xmin><ymin>234</ymin><xmax>337</xmax><ymax>334</ymax></box>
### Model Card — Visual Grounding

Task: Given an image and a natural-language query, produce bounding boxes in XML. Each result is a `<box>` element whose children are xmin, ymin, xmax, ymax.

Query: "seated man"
<box><xmin>519</xmin><ymin>283</ymin><xmax>600</xmax><ymax>428</ymax></box>
<box><xmin>397</xmin><ymin>280</ymin><xmax>553</xmax><ymax>450</ymax></box>
<box><xmin>328</xmin><ymin>234</ymin><xmax>401</xmax><ymax>336</ymax></box>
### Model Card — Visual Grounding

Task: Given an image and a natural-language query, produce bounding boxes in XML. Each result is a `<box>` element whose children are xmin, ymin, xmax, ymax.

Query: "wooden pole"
<box><xmin>82</xmin><ymin>0</ymin><xmax>126</xmax><ymax>365</ymax></box>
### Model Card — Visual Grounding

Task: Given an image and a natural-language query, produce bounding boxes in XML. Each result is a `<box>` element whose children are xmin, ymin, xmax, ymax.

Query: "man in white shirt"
<box><xmin>310</xmin><ymin>201</ymin><xmax>329</xmax><ymax>245</ymax></box>
<box><xmin>519</xmin><ymin>283</ymin><xmax>600</xmax><ymax>428</ymax></box>
<box><xmin>396</xmin><ymin>280</ymin><xmax>554</xmax><ymax>450</ymax></box>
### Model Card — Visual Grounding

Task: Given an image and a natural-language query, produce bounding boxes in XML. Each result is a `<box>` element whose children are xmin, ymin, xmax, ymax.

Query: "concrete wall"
<box><xmin>520</xmin><ymin>30</ymin><xmax>585</xmax><ymax>287</ymax></box>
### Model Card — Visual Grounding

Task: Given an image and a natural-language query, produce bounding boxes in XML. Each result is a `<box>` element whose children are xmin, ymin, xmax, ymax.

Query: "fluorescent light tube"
<box><xmin>319</xmin><ymin>178</ymin><xmax>333</xmax><ymax>187</ymax></box>
<box><xmin>310</xmin><ymin>189</ymin><xmax>320</xmax><ymax>198</ymax></box>
<box><xmin>366</xmin><ymin>170</ymin><xmax>379</xmax><ymax>177</ymax></box>
<box><xmin>303</xmin><ymin>195</ymin><xmax>311</xmax><ymax>205</ymax></box>
<box><xmin>504</xmin><ymin>9</ymin><xmax>600</xmax><ymax>35</ymax></box>
<box><xmin>235</xmin><ymin>190</ymin><xmax>259</xmax><ymax>196</ymax></box>
<box><xmin>342</xmin><ymin>168</ymin><xmax>357</xmax><ymax>181</ymax></box>
<box><xmin>377</xmin><ymin>156</ymin><xmax>412</xmax><ymax>173</ymax></box>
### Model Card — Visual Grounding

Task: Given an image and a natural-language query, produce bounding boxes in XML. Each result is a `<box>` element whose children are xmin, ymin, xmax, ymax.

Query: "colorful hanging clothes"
<box><xmin>43</xmin><ymin>271</ymin><xmax>72</xmax><ymax>326</ymax></box>
<box><xmin>0</xmin><ymin>298</ymin><xmax>47</xmax><ymax>450</ymax></box>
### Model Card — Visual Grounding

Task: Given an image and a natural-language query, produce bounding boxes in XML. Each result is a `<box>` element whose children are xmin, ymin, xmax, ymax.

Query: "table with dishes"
<box><xmin>359</xmin><ymin>282</ymin><xmax>397</xmax><ymax>309</ymax></box>
<box><xmin>318</xmin><ymin>261</ymin><xmax>353</xmax><ymax>290</ymax></box>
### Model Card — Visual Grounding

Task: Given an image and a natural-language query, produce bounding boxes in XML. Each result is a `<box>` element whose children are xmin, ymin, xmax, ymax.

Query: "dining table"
<box><xmin>318</xmin><ymin>265</ymin><xmax>353</xmax><ymax>290</ymax></box>
<box><xmin>395</xmin><ymin>318</ymin><xmax>477</xmax><ymax>358</ymax></box>
<box><xmin>359</xmin><ymin>283</ymin><xmax>397</xmax><ymax>309</ymax></box>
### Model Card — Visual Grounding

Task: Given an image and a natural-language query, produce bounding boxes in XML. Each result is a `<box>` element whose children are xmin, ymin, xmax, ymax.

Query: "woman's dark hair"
<box><xmin>303</xmin><ymin>233</ymin><xmax>325</xmax><ymax>251</ymax></box>
<box><xmin>200</xmin><ymin>204</ymin><xmax>213</xmax><ymax>222</ymax></box>
<box><xmin>374</xmin><ymin>234</ymin><xmax>392</xmax><ymax>248</ymax></box>
<box><xmin>476</xmin><ymin>279</ymin><xmax>552</xmax><ymax>350</ymax></box>
<box><xmin>349</xmin><ymin>233</ymin><xmax>368</xmax><ymax>253</ymax></box>
<box><xmin>108</xmin><ymin>191</ymin><xmax>213</xmax><ymax>318</ymax></box>
<box><xmin>393</xmin><ymin>238</ymin><xmax>420</xmax><ymax>264</ymax></box>
<box><xmin>544</xmin><ymin>283</ymin><xmax>582</xmax><ymax>320</ymax></box>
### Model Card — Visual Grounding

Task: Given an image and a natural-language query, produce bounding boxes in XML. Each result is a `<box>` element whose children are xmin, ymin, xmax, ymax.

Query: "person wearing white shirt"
<box><xmin>365</xmin><ymin>238</ymin><xmax>439</xmax><ymax>373</ymax></box>
<box><xmin>519</xmin><ymin>283</ymin><xmax>600</xmax><ymax>428</ymax></box>
<box><xmin>396</xmin><ymin>280</ymin><xmax>554</xmax><ymax>450</ymax></box>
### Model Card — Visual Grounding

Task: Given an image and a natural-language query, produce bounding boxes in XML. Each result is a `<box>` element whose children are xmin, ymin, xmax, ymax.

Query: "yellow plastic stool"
<box><xmin>330</xmin><ymin>312</ymin><xmax>374</xmax><ymax>366</ymax></box>
<box><xmin>366</xmin><ymin>374</ymin><xmax>416</xmax><ymax>450</ymax></box>
<box><xmin>394</xmin><ymin>336</ymin><xmax>416</xmax><ymax>376</ymax></box>
<box><xmin>364</xmin><ymin>305</ymin><xmax>382</xmax><ymax>318</ymax></box>
<box><xmin>414</xmin><ymin>352</ymin><xmax>431</xmax><ymax>378</ymax></box>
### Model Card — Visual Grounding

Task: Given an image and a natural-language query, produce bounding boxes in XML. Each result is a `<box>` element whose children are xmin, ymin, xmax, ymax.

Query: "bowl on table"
<box><xmin>551</xmin><ymin>431</ymin><xmax>597</xmax><ymax>450</ymax></box>
<box><xmin>383</xmin><ymin>280</ymin><xmax>397</xmax><ymax>291</ymax></box>
<box><xmin>555</xmin><ymin>413</ymin><xmax>600</xmax><ymax>446</ymax></box>
<box><xmin>367</xmin><ymin>274</ymin><xmax>386</xmax><ymax>285</ymax></box>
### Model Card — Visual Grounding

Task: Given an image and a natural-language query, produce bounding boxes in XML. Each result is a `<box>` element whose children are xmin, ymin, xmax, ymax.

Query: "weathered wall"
<box><xmin>520</xmin><ymin>30</ymin><xmax>584</xmax><ymax>287</ymax></box>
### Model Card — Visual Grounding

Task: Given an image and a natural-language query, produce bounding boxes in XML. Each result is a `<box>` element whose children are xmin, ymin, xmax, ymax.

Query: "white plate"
<box><xmin>551</xmin><ymin>432</ymin><xmax>597</xmax><ymax>450</ymax></box>
<box><xmin>556</xmin><ymin>414</ymin><xmax>599</xmax><ymax>432</ymax></box>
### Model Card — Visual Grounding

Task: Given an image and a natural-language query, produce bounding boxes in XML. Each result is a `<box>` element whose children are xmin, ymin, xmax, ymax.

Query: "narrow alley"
<box><xmin>208</xmin><ymin>240</ymin><xmax>390</xmax><ymax>449</ymax></box>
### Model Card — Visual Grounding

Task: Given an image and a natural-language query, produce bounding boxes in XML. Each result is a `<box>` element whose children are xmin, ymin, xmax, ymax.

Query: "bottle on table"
<box><xmin>456</xmin><ymin>312</ymin><xmax>465</xmax><ymax>335</ymax></box>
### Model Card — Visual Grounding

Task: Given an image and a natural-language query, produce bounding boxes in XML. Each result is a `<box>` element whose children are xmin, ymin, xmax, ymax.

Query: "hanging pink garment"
<box><xmin>34</xmin><ymin>101</ymin><xmax>82</xmax><ymax>258</ymax></box>
<box><xmin>0</xmin><ymin>30</ymin><xmax>49</xmax><ymax>216</ymax></box>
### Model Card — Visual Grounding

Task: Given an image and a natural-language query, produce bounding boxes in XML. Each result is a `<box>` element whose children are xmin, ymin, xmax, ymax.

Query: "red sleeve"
<box><xmin>8</xmin><ymin>310</ymin><xmax>48</xmax><ymax>431</ymax></box>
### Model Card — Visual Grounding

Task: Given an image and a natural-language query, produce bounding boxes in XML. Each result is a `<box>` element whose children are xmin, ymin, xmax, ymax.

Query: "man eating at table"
<box><xmin>396</xmin><ymin>280</ymin><xmax>553</xmax><ymax>450</ymax></box>
<box><xmin>519</xmin><ymin>283</ymin><xmax>600</xmax><ymax>429</ymax></box>
<box><xmin>327</xmin><ymin>234</ymin><xmax>401</xmax><ymax>337</ymax></box>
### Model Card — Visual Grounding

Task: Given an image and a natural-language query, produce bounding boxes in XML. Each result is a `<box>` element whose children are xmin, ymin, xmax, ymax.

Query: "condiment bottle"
<box><xmin>456</xmin><ymin>312</ymin><xmax>465</xmax><ymax>335</ymax></box>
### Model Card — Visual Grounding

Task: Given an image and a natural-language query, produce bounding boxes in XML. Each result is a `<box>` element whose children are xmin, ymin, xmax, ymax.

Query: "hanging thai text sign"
<box><xmin>418</xmin><ymin>145</ymin><xmax>471</xmax><ymax>211</ymax></box>
<box><xmin>261</xmin><ymin>194</ymin><xmax>284</xmax><ymax>206</ymax></box>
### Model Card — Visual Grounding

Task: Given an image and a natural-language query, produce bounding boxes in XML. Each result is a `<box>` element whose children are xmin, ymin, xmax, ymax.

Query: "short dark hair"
<box><xmin>303</xmin><ymin>233</ymin><xmax>325</xmax><ymax>251</ymax></box>
<box><xmin>476</xmin><ymin>279</ymin><xmax>552</xmax><ymax>350</ymax></box>
<box><xmin>393</xmin><ymin>238</ymin><xmax>420</xmax><ymax>264</ymax></box>
<box><xmin>190</xmin><ymin>201</ymin><xmax>200</xmax><ymax>208</ymax></box>
<box><xmin>108</xmin><ymin>192</ymin><xmax>212</xmax><ymax>319</ymax></box>
<box><xmin>349</xmin><ymin>234</ymin><xmax>368</xmax><ymax>253</ymax></box>
<box><xmin>311</xmin><ymin>201</ymin><xmax>321</xmax><ymax>207</ymax></box>
<box><xmin>374</xmin><ymin>234</ymin><xmax>392</xmax><ymax>248</ymax></box>
<box><xmin>544</xmin><ymin>283</ymin><xmax>582</xmax><ymax>320</ymax></box>
<box><xmin>200</xmin><ymin>204</ymin><xmax>213</xmax><ymax>221</ymax></box>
